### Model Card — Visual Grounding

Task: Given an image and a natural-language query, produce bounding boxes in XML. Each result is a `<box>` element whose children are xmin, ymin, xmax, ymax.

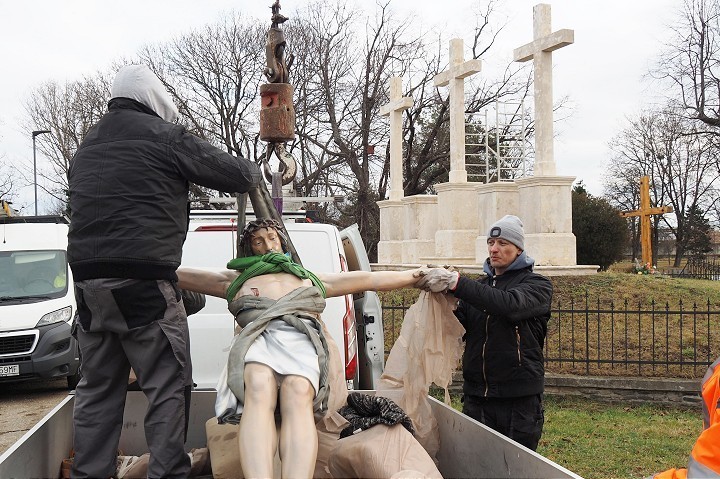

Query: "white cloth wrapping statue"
<box><xmin>215</xmin><ymin>287</ymin><xmax>331</xmax><ymax>422</ymax></box>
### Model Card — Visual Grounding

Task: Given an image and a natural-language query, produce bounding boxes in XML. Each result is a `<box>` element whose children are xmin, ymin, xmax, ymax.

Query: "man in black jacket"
<box><xmin>67</xmin><ymin>64</ymin><xmax>261</xmax><ymax>479</ymax></box>
<box><xmin>418</xmin><ymin>215</ymin><xmax>553</xmax><ymax>451</ymax></box>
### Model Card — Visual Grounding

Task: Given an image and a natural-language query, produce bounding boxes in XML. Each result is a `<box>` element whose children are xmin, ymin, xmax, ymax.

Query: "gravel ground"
<box><xmin>0</xmin><ymin>379</ymin><xmax>70</xmax><ymax>455</ymax></box>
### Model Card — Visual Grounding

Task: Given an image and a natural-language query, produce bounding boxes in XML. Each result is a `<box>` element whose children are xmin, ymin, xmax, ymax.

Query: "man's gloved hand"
<box><xmin>415</xmin><ymin>268</ymin><xmax>460</xmax><ymax>293</ymax></box>
<box><xmin>181</xmin><ymin>289</ymin><xmax>206</xmax><ymax>316</ymax></box>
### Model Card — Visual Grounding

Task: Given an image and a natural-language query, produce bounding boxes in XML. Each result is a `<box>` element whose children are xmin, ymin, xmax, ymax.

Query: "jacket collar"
<box><xmin>108</xmin><ymin>97</ymin><xmax>162</xmax><ymax>119</ymax></box>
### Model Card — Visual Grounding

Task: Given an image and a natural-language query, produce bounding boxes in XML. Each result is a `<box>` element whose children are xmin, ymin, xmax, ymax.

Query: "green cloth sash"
<box><xmin>225</xmin><ymin>252</ymin><xmax>326</xmax><ymax>302</ymax></box>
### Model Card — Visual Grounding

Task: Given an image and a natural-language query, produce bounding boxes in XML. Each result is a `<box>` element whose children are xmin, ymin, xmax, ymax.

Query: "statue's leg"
<box><xmin>278</xmin><ymin>375</ymin><xmax>318</xmax><ymax>478</ymax></box>
<box><xmin>240</xmin><ymin>363</ymin><xmax>279</xmax><ymax>478</ymax></box>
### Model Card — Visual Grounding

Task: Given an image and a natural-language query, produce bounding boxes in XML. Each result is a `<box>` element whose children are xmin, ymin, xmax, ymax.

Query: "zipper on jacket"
<box><xmin>482</xmin><ymin>278</ymin><xmax>497</xmax><ymax>397</ymax></box>
<box><xmin>482</xmin><ymin>316</ymin><xmax>489</xmax><ymax>396</ymax></box>
<box><xmin>515</xmin><ymin>325</ymin><xmax>522</xmax><ymax>365</ymax></box>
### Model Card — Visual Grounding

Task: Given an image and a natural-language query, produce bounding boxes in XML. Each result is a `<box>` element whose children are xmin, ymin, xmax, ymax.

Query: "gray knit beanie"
<box><xmin>487</xmin><ymin>215</ymin><xmax>524</xmax><ymax>250</ymax></box>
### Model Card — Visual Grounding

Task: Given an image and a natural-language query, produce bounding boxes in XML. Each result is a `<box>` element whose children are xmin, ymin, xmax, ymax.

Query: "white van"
<box><xmin>180</xmin><ymin>211</ymin><xmax>385</xmax><ymax>390</ymax></box>
<box><xmin>0</xmin><ymin>216</ymin><xmax>80</xmax><ymax>389</ymax></box>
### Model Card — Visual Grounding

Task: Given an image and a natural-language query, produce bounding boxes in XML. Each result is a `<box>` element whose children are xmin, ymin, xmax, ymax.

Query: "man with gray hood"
<box><xmin>417</xmin><ymin>215</ymin><xmax>553</xmax><ymax>451</ymax></box>
<box><xmin>67</xmin><ymin>64</ymin><xmax>261</xmax><ymax>478</ymax></box>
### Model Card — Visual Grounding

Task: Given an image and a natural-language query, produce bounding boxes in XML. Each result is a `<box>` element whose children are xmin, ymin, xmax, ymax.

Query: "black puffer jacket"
<box><xmin>68</xmin><ymin>98</ymin><xmax>261</xmax><ymax>281</ymax></box>
<box><xmin>454</xmin><ymin>253</ymin><xmax>553</xmax><ymax>398</ymax></box>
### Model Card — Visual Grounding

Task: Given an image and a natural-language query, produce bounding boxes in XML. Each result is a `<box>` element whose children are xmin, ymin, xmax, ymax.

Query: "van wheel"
<box><xmin>67</xmin><ymin>371</ymin><xmax>81</xmax><ymax>390</ymax></box>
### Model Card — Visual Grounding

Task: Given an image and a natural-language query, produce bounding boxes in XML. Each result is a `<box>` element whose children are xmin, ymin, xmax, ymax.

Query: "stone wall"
<box><xmin>448</xmin><ymin>371</ymin><xmax>702</xmax><ymax>407</ymax></box>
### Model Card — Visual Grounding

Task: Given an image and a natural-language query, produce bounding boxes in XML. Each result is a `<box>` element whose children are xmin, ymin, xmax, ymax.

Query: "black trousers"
<box><xmin>462</xmin><ymin>393</ymin><xmax>545</xmax><ymax>451</ymax></box>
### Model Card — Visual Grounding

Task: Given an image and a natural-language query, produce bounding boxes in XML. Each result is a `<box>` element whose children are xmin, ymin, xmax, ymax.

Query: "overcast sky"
<box><xmin>0</xmin><ymin>0</ymin><xmax>680</xmax><ymax>214</ymax></box>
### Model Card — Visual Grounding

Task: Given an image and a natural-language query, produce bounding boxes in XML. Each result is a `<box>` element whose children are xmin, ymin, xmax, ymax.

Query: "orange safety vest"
<box><xmin>653</xmin><ymin>357</ymin><xmax>720</xmax><ymax>478</ymax></box>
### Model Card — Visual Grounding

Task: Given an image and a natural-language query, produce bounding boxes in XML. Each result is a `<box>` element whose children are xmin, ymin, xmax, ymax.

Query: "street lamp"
<box><xmin>32</xmin><ymin>130</ymin><xmax>51</xmax><ymax>216</ymax></box>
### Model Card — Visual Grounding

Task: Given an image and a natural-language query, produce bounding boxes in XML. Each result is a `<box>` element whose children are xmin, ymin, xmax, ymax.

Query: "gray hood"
<box><xmin>111</xmin><ymin>64</ymin><xmax>179</xmax><ymax>123</ymax></box>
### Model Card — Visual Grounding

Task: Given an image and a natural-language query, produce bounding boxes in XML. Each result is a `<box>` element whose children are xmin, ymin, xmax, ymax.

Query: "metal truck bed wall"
<box><xmin>0</xmin><ymin>391</ymin><xmax>583</xmax><ymax>479</ymax></box>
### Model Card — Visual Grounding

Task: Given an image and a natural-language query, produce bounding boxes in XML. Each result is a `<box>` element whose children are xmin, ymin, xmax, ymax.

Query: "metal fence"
<box><xmin>670</xmin><ymin>257</ymin><xmax>720</xmax><ymax>281</ymax></box>
<box><xmin>379</xmin><ymin>290</ymin><xmax>720</xmax><ymax>379</ymax></box>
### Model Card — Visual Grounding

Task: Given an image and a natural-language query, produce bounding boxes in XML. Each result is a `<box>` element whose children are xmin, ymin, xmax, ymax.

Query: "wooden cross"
<box><xmin>0</xmin><ymin>200</ymin><xmax>14</xmax><ymax>218</ymax></box>
<box><xmin>513</xmin><ymin>4</ymin><xmax>574</xmax><ymax>176</ymax></box>
<box><xmin>433</xmin><ymin>38</ymin><xmax>482</xmax><ymax>183</ymax></box>
<box><xmin>380</xmin><ymin>76</ymin><xmax>413</xmax><ymax>201</ymax></box>
<box><xmin>620</xmin><ymin>176</ymin><xmax>673</xmax><ymax>267</ymax></box>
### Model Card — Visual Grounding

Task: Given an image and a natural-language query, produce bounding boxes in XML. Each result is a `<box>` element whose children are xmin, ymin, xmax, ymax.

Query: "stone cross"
<box><xmin>513</xmin><ymin>4</ymin><xmax>574</xmax><ymax>176</ymax></box>
<box><xmin>620</xmin><ymin>176</ymin><xmax>673</xmax><ymax>267</ymax></box>
<box><xmin>380</xmin><ymin>76</ymin><xmax>413</xmax><ymax>201</ymax></box>
<box><xmin>434</xmin><ymin>38</ymin><xmax>482</xmax><ymax>183</ymax></box>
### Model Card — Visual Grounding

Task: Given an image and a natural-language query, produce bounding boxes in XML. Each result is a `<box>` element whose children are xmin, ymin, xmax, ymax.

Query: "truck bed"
<box><xmin>0</xmin><ymin>390</ymin><xmax>582</xmax><ymax>478</ymax></box>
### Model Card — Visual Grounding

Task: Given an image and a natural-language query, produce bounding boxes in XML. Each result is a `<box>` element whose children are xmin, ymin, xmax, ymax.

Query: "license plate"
<box><xmin>0</xmin><ymin>365</ymin><xmax>19</xmax><ymax>377</ymax></box>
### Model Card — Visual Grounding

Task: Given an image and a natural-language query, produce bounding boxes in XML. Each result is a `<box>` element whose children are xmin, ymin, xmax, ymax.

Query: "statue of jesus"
<box><xmin>177</xmin><ymin>218</ymin><xmax>425</xmax><ymax>478</ymax></box>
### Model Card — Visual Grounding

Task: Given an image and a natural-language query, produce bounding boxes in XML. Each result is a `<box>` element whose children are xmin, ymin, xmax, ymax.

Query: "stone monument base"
<box><xmin>371</xmin><ymin>263</ymin><xmax>600</xmax><ymax>276</ymax></box>
<box><xmin>475</xmin><ymin>232</ymin><xmax>577</xmax><ymax>267</ymax></box>
<box><xmin>523</xmin><ymin>233</ymin><xmax>577</xmax><ymax>266</ymax></box>
<box><xmin>377</xmin><ymin>241</ymin><xmax>405</xmax><ymax>264</ymax></box>
<box><xmin>377</xmin><ymin>199</ymin><xmax>404</xmax><ymax>264</ymax></box>
<box><xmin>402</xmin><ymin>240</ymin><xmax>436</xmax><ymax>264</ymax></box>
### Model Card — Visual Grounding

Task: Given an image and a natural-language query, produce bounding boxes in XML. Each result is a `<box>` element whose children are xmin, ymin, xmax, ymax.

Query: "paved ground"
<box><xmin>0</xmin><ymin>379</ymin><xmax>70</xmax><ymax>455</ymax></box>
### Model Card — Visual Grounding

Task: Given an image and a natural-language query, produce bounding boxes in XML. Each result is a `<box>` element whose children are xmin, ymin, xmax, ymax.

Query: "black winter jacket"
<box><xmin>454</xmin><ymin>256</ymin><xmax>553</xmax><ymax>398</ymax></box>
<box><xmin>68</xmin><ymin>98</ymin><xmax>262</xmax><ymax>281</ymax></box>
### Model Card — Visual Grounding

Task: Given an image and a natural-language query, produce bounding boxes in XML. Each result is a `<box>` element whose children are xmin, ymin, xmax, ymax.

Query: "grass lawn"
<box><xmin>432</xmin><ymin>391</ymin><xmax>701</xmax><ymax>479</ymax></box>
<box><xmin>549</xmin><ymin>271</ymin><xmax>720</xmax><ymax>307</ymax></box>
<box><xmin>539</xmin><ymin>395</ymin><xmax>700</xmax><ymax>479</ymax></box>
<box><xmin>417</xmin><ymin>271</ymin><xmax>714</xmax><ymax>478</ymax></box>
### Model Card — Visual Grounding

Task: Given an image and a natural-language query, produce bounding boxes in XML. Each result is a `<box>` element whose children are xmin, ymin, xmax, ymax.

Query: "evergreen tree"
<box><xmin>572</xmin><ymin>183</ymin><xmax>629</xmax><ymax>270</ymax></box>
<box><xmin>684</xmin><ymin>205</ymin><xmax>712</xmax><ymax>258</ymax></box>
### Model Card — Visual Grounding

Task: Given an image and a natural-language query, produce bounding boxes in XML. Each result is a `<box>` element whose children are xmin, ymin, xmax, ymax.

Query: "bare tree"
<box><xmin>653</xmin><ymin>0</ymin><xmax>720</xmax><ymax>130</ymax></box>
<box><xmin>22</xmin><ymin>72</ymin><xmax>112</xmax><ymax>211</ymax></box>
<box><xmin>605</xmin><ymin>107</ymin><xmax>720</xmax><ymax>266</ymax></box>
<box><xmin>287</xmin><ymin>0</ymin><xmax>532</xmax><ymax>259</ymax></box>
<box><xmin>17</xmin><ymin>1</ymin><xmax>534</xmax><ymax>258</ymax></box>
<box><xmin>283</xmin><ymin>1</ymin><xmax>425</xmax><ymax>258</ymax></box>
<box><xmin>0</xmin><ymin>156</ymin><xmax>20</xmax><ymax>203</ymax></box>
<box><xmin>140</xmin><ymin>14</ymin><xmax>266</xmax><ymax>157</ymax></box>
<box><xmin>137</xmin><ymin>13</ymin><xmax>267</xmax><ymax>207</ymax></box>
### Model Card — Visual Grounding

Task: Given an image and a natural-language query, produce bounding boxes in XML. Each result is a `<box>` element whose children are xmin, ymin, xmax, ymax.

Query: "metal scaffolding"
<box><xmin>464</xmin><ymin>100</ymin><xmax>530</xmax><ymax>183</ymax></box>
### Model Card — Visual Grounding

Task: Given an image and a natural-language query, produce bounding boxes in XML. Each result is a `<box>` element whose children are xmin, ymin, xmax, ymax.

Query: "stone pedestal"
<box><xmin>421</xmin><ymin>182</ymin><xmax>479</xmax><ymax>264</ymax></box>
<box><xmin>377</xmin><ymin>199</ymin><xmax>405</xmax><ymax>264</ymax></box>
<box><xmin>515</xmin><ymin>175</ymin><xmax>576</xmax><ymax>266</ymax></box>
<box><xmin>401</xmin><ymin>195</ymin><xmax>438</xmax><ymax>263</ymax></box>
<box><xmin>474</xmin><ymin>182</ymin><xmax>520</xmax><ymax>262</ymax></box>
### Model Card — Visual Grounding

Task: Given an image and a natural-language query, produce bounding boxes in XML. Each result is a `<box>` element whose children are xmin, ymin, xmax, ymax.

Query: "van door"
<box><xmin>339</xmin><ymin>224</ymin><xmax>384</xmax><ymax>389</ymax></box>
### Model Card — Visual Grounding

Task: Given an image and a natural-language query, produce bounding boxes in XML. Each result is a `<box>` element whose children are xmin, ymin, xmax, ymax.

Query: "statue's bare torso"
<box><xmin>235</xmin><ymin>272</ymin><xmax>313</xmax><ymax>301</ymax></box>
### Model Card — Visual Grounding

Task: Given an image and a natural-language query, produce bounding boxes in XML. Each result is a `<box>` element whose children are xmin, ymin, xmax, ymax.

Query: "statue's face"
<box><xmin>249</xmin><ymin>227</ymin><xmax>283</xmax><ymax>255</ymax></box>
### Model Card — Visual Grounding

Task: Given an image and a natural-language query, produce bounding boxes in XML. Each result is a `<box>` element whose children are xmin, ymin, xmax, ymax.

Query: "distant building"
<box><xmin>623</xmin><ymin>227</ymin><xmax>720</xmax><ymax>259</ymax></box>
<box><xmin>710</xmin><ymin>230</ymin><xmax>720</xmax><ymax>255</ymax></box>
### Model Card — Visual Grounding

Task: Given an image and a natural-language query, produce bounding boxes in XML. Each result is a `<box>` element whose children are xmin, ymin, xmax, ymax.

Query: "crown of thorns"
<box><xmin>239</xmin><ymin>218</ymin><xmax>284</xmax><ymax>248</ymax></box>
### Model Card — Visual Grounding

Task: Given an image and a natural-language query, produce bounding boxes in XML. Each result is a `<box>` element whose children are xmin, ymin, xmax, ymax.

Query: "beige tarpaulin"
<box><xmin>375</xmin><ymin>291</ymin><xmax>465</xmax><ymax>459</ymax></box>
<box><xmin>325</xmin><ymin>291</ymin><xmax>464</xmax><ymax>477</ymax></box>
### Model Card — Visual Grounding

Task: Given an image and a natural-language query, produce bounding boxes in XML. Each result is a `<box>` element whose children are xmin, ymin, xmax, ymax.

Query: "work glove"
<box><xmin>181</xmin><ymin>289</ymin><xmax>207</xmax><ymax>316</ymax></box>
<box><xmin>415</xmin><ymin>268</ymin><xmax>460</xmax><ymax>293</ymax></box>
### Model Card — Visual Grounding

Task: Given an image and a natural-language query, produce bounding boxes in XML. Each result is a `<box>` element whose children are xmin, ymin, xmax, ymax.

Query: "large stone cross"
<box><xmin>380</xmin><ymin>76</ymin><xmax>413</xmax><ymax>201</ymax></box>
<box><xmin>434</xmin><ymin>38</ymin><xmax>482</xmax><ymax>183</ymax></box>
<box><xmin>514</xmin><ymin>4</ymin><xmax>573</xmax><ymax>176</ymax></box>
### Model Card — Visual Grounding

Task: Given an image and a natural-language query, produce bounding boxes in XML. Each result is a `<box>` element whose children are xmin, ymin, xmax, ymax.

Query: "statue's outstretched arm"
<box><xmin>177</xmin><ymin>268</ymin><xmax>234</xmax><ymax>299</ymax></box>
<box><xmin>318</xmin><ymin>268</ymin><xmax>426</xmax><ymax>298</ymax></box>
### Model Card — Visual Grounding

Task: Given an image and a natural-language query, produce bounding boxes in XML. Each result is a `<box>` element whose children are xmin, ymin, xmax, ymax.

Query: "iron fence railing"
<box><xmin>379</xmin><ymin>290</ymin><xmax>720</xmax><ymax>379</ymax></box>
<box><xmin>670</xmin><ymin>257</ymin><xmax>720</xmax><ymax>281</ymax></box>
